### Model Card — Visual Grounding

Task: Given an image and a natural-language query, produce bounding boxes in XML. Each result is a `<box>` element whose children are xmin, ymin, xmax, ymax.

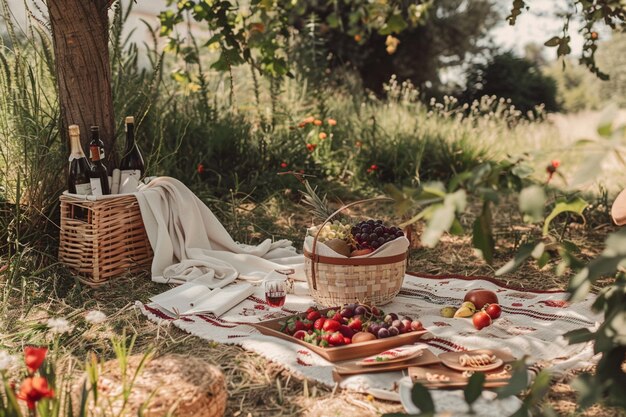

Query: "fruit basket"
<box><xmin>304</xmin><ymin>198</ymin><xmax>409</xmax><ymax>307</ymax></box>
<box><xmin>252</xmin><ymin>305</ymin><xmax>427</xmax><ymax>362</ymax></box>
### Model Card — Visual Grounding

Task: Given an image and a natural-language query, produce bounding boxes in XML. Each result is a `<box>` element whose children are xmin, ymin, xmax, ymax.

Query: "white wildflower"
<box><xmin>85</xmin><ymin>310</ymin><xmax>107</xmax><ymax>325</ymax></box>
<box><xmin>0</xmin><ymin>351</ymin><xmax>17</xmax><ymax>371</ymax></box>
<box><xmin>47</xmin><ymin>317</ymin><xmax>73</xmax><ymax>334</ymax></box>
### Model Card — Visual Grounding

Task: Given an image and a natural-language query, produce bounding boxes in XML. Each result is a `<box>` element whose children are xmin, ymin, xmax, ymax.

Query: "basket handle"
<box><xmin>309</xmin><ymin>196</ymin><xmax>394</xmax><ymax>290</ymax></box>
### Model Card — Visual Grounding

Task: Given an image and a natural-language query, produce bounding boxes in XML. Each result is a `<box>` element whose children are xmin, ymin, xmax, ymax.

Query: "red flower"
<box><xmin>197</xmin><ymin>163</ymin><xmax>205</xmax><ymax>174</ymax></box>
<box><xmin>355</xmin><ymin>141</ymin><xmax>362</xmax><ymax>148</ymax></box>
<box><xmin>17</xmin><ymin>377</ymin><xmax>54</xmax><ymax>409</ymax></box>
<box><xmin>280</xmin><ymin>162</ymin><xmax>288</xmax><ymax>168</ymax></box>
<box><xmin>366</xmin><ymin>164</ymin><xmax>379</xmax><ymax>174</ymax></box>
<box><xmin>24</xmin><ymin>346</ymin><xmax>47</xmax><ymax>374</ymax></box>
<box><xmin>546</xmin><ymin>159</ymin><xmax>560</xmax><ymax>183</ymax></box>
<box><xmin>313</xmin><ymin>119</ymin><xmax>322</xmax><ymax>126</ymax></box>
<box><xmin>318</xmin><ymin>132</ymin><xmax>327</xmax><ymax>140</ymax></box>
<box><xmin>327</xmin><ymin>118</ymin><xmax>337</xmax><ymax>126</ymax></box>
<box><xmin>306</xmin><ymin>143</ymin><xmax>317</xmax><ymax>152</ymax></box>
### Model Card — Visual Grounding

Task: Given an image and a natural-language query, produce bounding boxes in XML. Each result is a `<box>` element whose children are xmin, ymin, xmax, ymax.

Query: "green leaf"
<box><xmin>528</xmin><ymin>370</ymin><xmax>552</xmax><ymax>403</ymax></box>
<box><xmin>472</xmin><ymin>203</ymin><xmax>495</xmax><ymax>264</ymax></box>
<box><xmin>564</xmin><ymin>328</ymin><xmax>595</xmax><ymax>344</ymax></box>
<box><xmin>544</xmin><ymin>36</ymin><xmax>561</xmax><ymax>47</ymax></box>
<box><xmin>464</xmin><ymin>372</ymin><xmax>486</xmax><ymax>406</ymax></box>
<box><xmin>421</xmin><ymin>204</ymin><xmax>455</xmax><ymax>248</ymax></box>
<box><xmin>511</xmin><ymin>163</ymin><xmax>534</xmax><ymax>179</ymax></box>
<box><xmin>496</xmin><ymin>242</ymin><xmax>536</xmax><ymax>276</ymax></box>
<box><xmin>410</xmin><ymin>382</ymin><xmax>435</xmax><ymax>415</ymax></box>
<box><xmin>382</xmin><ymin>14</ymin><xmax>408</xmax><ymax>35</ymax></box>
<box><xmin>571</xmin><ymin>373</ymin><xmax>603</xmax><ymax>410</ymax></box>
<box><xmin>519</xmin><ymin>185</ymin><xmax>546</xmax><ymax>223</ymax></box>
<box><xmin>543</xmin><ymin>197</ymin><xmax>587</xmax><ymax>236</ymax></box>
<box><xmin>497</xmin><ymin>361</ymin><xmax>528</xmax><ymax>398</ymax></box>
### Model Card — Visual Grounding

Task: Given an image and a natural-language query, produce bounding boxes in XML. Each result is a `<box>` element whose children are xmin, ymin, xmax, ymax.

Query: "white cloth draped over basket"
<box><xmin>134</xmin><ymin>177</ymin><xmax>305</xmax><ymax>288</ymax></box>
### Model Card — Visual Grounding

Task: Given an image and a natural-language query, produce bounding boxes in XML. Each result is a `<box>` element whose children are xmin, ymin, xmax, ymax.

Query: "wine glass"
<box><xmin>264</xmin><ymin>278</ymin><xmax>287</xmax><ymax>312</ymax></box>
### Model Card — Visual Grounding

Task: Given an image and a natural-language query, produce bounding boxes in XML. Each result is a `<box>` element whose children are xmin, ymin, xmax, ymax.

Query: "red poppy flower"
<box><xmin>327</xmin><ymin>118</ymin><xmax>337</xmax><ymax>126</ymax></box>
<box><xmin>306</xmin><ymin>143</ymin><xmax>317</xmax><ymax>152</ymax></box>
<box><xmin>197</xmin><ymin>163</ymin><xmax>205</xmax><ymax>174</ymax></box>
<box><xmin>370</xmin><ymin>164</ymin><xmax>378</xmax><ymax>170</ymax></box>
<box><xmin>24</xmin><ymin>346</ymin><xmax>47</xmax><ymax>374</ymax></box>
<box><xmin>303</xmin><ymin>116</ymin><xmax>315</xmax><ymax>124</ymax></box>
<box><xmin>313</xmin><ymin>119</ymin><xmax>322</xmax><ymax>126</ymax></box>
<box><xmin>280</xmin><ymin>162</ymin><xmax>288</xmax><ymax>168</ymax></box>
<box><xmin>318</xmin><ymin>132</ymin><xmax>327</xmax><ymax>140</ymax></box>
<box><xmin>17</xmin><ymin>377</ymin><xmax>54</xmax><ymax>409</ymax></box>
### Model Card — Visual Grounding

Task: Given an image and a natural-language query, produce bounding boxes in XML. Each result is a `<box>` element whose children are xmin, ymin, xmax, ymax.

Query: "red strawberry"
<box><xmin>348</xmin><ymin>317</ymin><xmax>363</xmax><ymax>331</ymax></box>
<box><xmin>307</xmin><ymin>310</ymin><xmax>321</xmax><ymax>321</ymax></box>
<box><xmin>305</xmin><ymin>306</ymin><xmax>317</xmax><ymax>314</ymax></box>
<box><xmin>303</xmin><ymin>320</ymin><xmax>313</xmax><ymax>331</ymax></box>
<box><xmin>323</xmin><ymin>319</ymin><xmax>341</xmax><ymax>332</ymax></box>
<box><xmin>343</xmin><ymin>336</ymin><xmax>352</xmax><ymax>345</ymax></box>
<box><xmin>289</xmin><ymin>320</ymin><xmax>306</xmax><ymax>334</ymax></box>
<box><xmin>293</xmin><ymin>330</ymin><xmax>307</xmax><ymax>340</ymax></box>
<box><xmin>321</xmin><ymin>332</ymin><xmax>332</xmax><ymax>342</ymax></box>
<box><xmin>328</xmin><ymin>332</ymin><xmax>345</xmax><ymax>346</ymax></box>
<box><xmin>339</xmin><ymin>324</ymin><xmax>355</xmax><ymax>338</ymax></box>
<box><xmin>332</xmin><ymin>312</ymin><xmax>343</xmax><ymax>323</ymax></box>
<box><xmin>314</xmin><ymin>317</ymin><xmax>326</xmax><ymax>330</ymax></box>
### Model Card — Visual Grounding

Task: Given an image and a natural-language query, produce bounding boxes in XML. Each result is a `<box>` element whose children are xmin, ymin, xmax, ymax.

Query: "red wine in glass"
<box><xmin>265</xmin><ymin>280</ymin><xmax>287</xmax><ymax>309</ymax></box>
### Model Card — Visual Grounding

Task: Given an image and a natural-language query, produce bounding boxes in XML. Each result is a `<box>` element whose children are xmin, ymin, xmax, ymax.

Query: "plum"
<box><xmin>377</xmin><ymin>328</ymin><xmax>390</xmax><ymax>338</ymax></box>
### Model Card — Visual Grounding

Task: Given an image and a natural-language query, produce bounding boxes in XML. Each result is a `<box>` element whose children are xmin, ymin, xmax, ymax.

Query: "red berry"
<box><xmin>332</xmin><ymin>312</ymin><xmax>343</xmax><ymax>323</ymax></box>
<box><xmin>293</xmin><ymin>330</ymin><xmax>307</xmax><ymax>340</ymax></box>
<box><xmin>313</xmin><ymin>317</ymin><xmax>326</xmax><ymax>330</ymax></box>
<box><xmin>473</xmin><ymin>311</ymin><xmax>492</xmax><ymax>330</ymax></box>
<box><xmin>343</xmin><ymin>336</ymin><xmax>352</xmax><ymax>345</ymax></box>
<box><xmin>328</xmin><ymin>332</ymin><xmax>345</xmax><ymax>346</ymax></box>
<box><xmin>410</xmin><ymin>320</ymin><xmax>424</xmax><ymax>331</ymax></box>
<box><xmin>348</xmin><ymin>317</ymin><xmax>363</xmax><ymax>331</ymax></box>
<box><xmin>323</xmin><ymin>319</ymin><xmax>341</xmax><ymax>332</ymax></box>
<box><xmin>307</xmin><ymin>310</ymin><xmax>321</xmax><ymax>321</ymax></box>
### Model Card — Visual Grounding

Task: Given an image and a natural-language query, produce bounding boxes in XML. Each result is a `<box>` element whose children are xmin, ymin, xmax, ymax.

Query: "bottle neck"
<box><xmin>125</xmin><ymin>123</ymin><xmax>135</xmax><ymax>152</ymax></box>
<box><xmin>69</xmin><ymin>133</ymin><xmax>86</xmax><ymax>159</ymax></box>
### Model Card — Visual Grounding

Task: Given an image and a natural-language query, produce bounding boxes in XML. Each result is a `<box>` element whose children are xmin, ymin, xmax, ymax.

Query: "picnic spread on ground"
<box><xmin>62</xmin><ymin>177</ymin><xmax>602</xmax><ymax>415</ymax></box>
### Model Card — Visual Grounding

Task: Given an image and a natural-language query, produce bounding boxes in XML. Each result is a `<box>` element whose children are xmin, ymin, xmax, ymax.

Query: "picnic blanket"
<box><xmin>137</xmin><ymin>272</ymin><xmax>601</xmax><ymax>408</ymax></box>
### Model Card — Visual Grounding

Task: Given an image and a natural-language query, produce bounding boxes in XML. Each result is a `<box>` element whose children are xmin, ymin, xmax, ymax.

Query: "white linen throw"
<box><xmin>135</xmin><ymin>177</ymin><xmax>305</xmax><ymax>287</ymax></box>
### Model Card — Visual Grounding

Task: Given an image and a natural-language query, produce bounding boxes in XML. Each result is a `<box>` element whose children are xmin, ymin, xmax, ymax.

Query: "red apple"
<box><xmin>485</xmin><ymin>303</ymin><xmax>502</xmax><ymax>319</ymax></box>
<box><xmin>472</xmin><ymin>311</ymin><xmax>492</xmax><ymax>330</ymax></box>
<box><xmin>464</xmin><ymin>289</ymin><xmax>499</xmax><ymax>310</ymax></box>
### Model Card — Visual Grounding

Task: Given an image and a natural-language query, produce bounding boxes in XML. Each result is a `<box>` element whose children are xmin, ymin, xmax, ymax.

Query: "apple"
<box><xmin>411</xmin><ymin>320</ymin><xmax>424</xmax><ymax>331</ymax></box>
<box><xmin>485</xmin><ymin>303</ymin><xmax>502</xmax><ymax>319</ymax></box>
<box><xmin>472</xmin><ymin>311</ymin><xmax>492</xmax><ymax>330</ymax></box>
<box><xmin>464</xmin><ymin>289</ymin><xmax>499</xmax><ymax>310</ymax></box>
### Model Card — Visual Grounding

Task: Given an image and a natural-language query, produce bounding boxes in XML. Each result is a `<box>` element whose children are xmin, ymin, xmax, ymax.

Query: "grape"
<box><xmin>374</xmin><ymin>226</ymin><xmax>383</xmax><ymax>234</ymax></box>
<box><xmin>378</xmin><ymin>328</ymin><xmax>390</xmax><ymax>338</ymax></box>
<box><xmin>375</xmin><ymin>220</ymin><xmax>383</xmax><ymax>224</ymax></box>
<box><xmin>378</xmin><ymin>237</ymin><xmax>385</xmax><ymax>245</ymax></box>
<box><xmin>371</xmin><ymin>241</ymin><xmax>380</xmax><ymax>249</ymax></box>
<box><xmin>388</xmin><ymin>326</ymin><xmax>400</xmax><ymax>337</ymax></box>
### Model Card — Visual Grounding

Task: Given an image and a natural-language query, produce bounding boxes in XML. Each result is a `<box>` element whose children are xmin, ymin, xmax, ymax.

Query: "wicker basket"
<box><xmin>58</xmin><ymin>193</ymin><xmax>153</xmax><ymax>287</ymax></box>
<box><xmin>304</xmin><ymin>198</ymin><xmax>407</xmax><ymax>307</ymax></box>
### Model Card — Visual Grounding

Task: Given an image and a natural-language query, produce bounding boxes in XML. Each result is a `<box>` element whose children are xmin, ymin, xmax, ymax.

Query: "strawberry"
<box><xmin>343</xmin><ymin>336</ymin><xmax>352</xmax><ymax>345</ymax></box>
<box><xmin>328</xmin><ymin>332</ymin><xmax>345</xmax><ymax>346</ymax></box>
<box><xmin>303</xmin><ymin>319</ymin><xmax>313</xmax><ymax>331</ymax></box>
<box><xmin>323</xmin><ymin>319</ymin><xmax>341</xmax><ymax>332</ymax></box>
<box><xmin>321</xmin><ymin>332</ymin><xmax>332</xmax><ymax>342</ymax></box>
<box><xmin>287</xmin><ymin>320</ymin><xmax>306</xmax><ymax>334</ymax></box>
<box><xmin>338</xmin><ymin>324</ymin><xmax>354</xmax><ymax>338</ymax></box>
<box><xmin>306</xmin><ymin>310</ymin><xmax>321</xmax><ymax>321</ymax></box>
<box><xmin>305</xmin><ymin>306</ymin><xmax>317</xmax><ymax>314</ymax></box>
<box><xmin>348</xmin><ymin>317</ymin><xmax>363</xmax><ymax>331</ymax></box>
<box><xmin>313</xmin><ymin>317</ymin><xmax>326</xmax><ymax>330</ymax></box>
<box><xmin>293</xmin><ymin>330</ymin><xmax>307</xmax><ymax>340</ymax></box>
<box><xmin>332</xmin><ymin>312</ymin><xmax>344</xmax><ymax>323</ymax></box>
<box><xmin>304</xmin><ymin>333</ymin><xmax>319</xmax><ymax>345</ymax></box>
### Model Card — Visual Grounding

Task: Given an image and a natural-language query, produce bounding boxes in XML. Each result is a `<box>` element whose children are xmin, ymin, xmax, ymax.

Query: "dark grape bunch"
<box><xmin>351</xmin><ymin>220</ymin><xmax>404</xmax><ymax>250</ymax></box>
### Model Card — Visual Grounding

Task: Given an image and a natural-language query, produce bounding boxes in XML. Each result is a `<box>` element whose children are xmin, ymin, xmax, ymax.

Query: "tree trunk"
<box><xmin>47</xmin><ymin>0</ymin><xmax>117</xmax><ymax>167</ymax></box>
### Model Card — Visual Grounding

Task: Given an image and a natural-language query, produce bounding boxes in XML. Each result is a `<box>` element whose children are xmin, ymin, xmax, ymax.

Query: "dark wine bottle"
<box><xmin>68</xmin><ymin>125</ymin><xmax>92</xmax><ymax>195</ymax></box>
<box><xmin>119</xmin><ymin>116</ymin><xmax>145</xmax><ymax>193</ymax></box>
<box><xmin>88</xmin><ymin>126</ymin><xmax>110</xmax><ymax>196</ymax></box>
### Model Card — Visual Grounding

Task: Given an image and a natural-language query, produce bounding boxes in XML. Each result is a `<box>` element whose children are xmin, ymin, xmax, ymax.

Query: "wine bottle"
<box><xmin>88</xmin><ymin>126</ymin><xmax>110</xmax><ymax>196</ymax></box>
<box><xmin>119</xmin><ymin>116</ymin><xmax>145</xmax><ymax>194</ymax></box>
<box><xmin>68</xmin><ymin>125</ymin><xmax>92</xmax><ymax>195</ymax></box>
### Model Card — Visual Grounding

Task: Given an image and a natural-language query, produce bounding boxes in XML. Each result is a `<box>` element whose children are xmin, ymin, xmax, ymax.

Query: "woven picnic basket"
<box><xmin>303</xmin><ymin>198</ymin><xmax>407</xmax><ymax>307</ymax></box>
<box><xmin>58</xmin><ymin>193</ymin><xmax>152</xmax><ymax>287</ymax></box>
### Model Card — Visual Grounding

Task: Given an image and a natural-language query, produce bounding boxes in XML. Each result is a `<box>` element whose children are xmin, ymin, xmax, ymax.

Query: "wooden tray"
<box><xmin>252</xmin><ymin>309</ymin><xmax>428</xmax><ymax>362</ymax></box>
<box><xmin>333</xmin><ymin>348</ymin><xmax>440</xmax><ymax>377</ymax></box>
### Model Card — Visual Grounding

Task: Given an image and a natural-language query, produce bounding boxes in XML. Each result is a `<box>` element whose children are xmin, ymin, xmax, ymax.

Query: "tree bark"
<box><xmin>47</xmin><ymin>0</ymin><xmax>117</xmax><ymax>167</ymax></box>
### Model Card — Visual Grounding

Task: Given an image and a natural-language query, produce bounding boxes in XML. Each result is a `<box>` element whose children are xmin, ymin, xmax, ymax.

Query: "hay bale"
<box><xmin>75</xmin><ymin>354</ymin><xmax>227</xmax><ymax>417</ymax></box>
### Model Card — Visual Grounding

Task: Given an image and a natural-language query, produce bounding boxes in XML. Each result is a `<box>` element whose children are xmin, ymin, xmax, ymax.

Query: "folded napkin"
<box><xmin>303</xmin><ymin>235</ymin><xmax>409</xmax><ymax>258</ymax></box>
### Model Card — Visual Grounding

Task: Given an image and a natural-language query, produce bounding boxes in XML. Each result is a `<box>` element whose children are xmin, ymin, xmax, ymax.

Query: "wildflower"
<box><xmin>47</xmin><ymin>317</ymin><xmax>73</xmax><ymax>335</ymax></box>
<box><xmin>546</xmin><ymin>159</ymin><xmax>560</xmax><ymax>184</ymax></box>
<box><xmin>354</xmin><ymin>34</ymin><xmax>362</xmax><ymax>42</ymax></box>
<box><xmin>297</xmin><ymin>122</ymin><xmax>306</xmax><ymax>128</ymax></box>
<box><xmin>303</xmin><ymin>116</ymin><xmax>315</xmax><ymax>124</ymax></box>
<box><xmin>197</xmin><ymin>163</ymin><xmax>205</xmax><ymax>174</ymax></box>
<box><xmin>24</xmin><ymin>346</ymin><xmax>47</xmax><ymax>374</ymax></box>
<box><xmin>17</xmin><ymin>376</ymin><xmax>54</xmax><ymax>409</ymax></box>
<box><xmin>327</xmin><ymin>118</ymin><xmax>337</xmax><ymax>126</ymax></box>
<box><xmin>313</xmin><ymin>119</ymin><xmax>322</xmax><ymax>126</ymax></box>
<box><xmin>318</xmin><ymin>132</ymin><xmax>327</xmax><ymax>140</ymax></box>
<box><xmin>306</xmin><ymin>143</ymin><xmax>317</xmax><ymax>152</ymax></box>
<box><xmin>85</xmin><ymin>310</ymin><xmax>107</xmax><ymax>325</ymax></box>
<box><xmin>280</xmin><ymin>162</ymin><xmax>288</xmax><ymax>168</ymax></box>
<box><xmin>366</xmin><ymin>164</ymin><xmax>379</xmax><ymax>174</ymax></box>
<box><xmin>355</xmin><ymin>141</ymin><xmax>362</xmax><ymax>147</ymax></box>
<box><xmin>0</xmin><ymin>351</ymin><xmax>17</xmax><ymax>371</ymax></box>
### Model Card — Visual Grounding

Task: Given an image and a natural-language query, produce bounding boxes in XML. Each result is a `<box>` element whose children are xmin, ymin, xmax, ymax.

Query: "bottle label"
<box><xmin>120</xmin><ymin>169</ymin><xmax>141</xmax><ymax>194</ymax></box>
<box><xmin>75</xmin><ymin>182</ymin><xmax>92</xmax><ymax>195</ymax></box>
<box><xmin>90</xmin><ymin>178</ymin><xmax>104</xmax><ymax>196</ymax></box>
<box><xmin>90</xmin><ymin>146</ymin><xmax>100</xmax><ymax>161</ymax></box>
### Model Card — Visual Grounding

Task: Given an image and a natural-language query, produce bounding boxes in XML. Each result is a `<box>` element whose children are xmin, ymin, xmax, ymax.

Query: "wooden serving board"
<box><xmin>251</xmin><ymin>308</ymin><xmax>428</xmax><ymax>362</ymax></box>
<box><xmin>408</xmin><ymin>364</ymin><xmax>512</xmax><ymax>389</ymax></box>
<box><xmin>333</xmin><ymin>348</ymin><xmax>440</xmax><ymax>378</ymax></box>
